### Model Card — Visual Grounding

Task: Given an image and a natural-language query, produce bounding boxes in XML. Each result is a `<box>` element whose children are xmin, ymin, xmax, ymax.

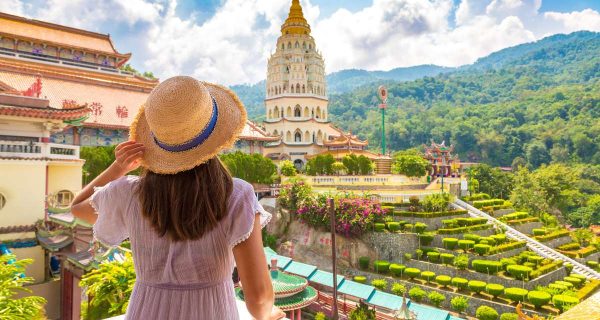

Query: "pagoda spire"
<box><xmin>281</xmin><ymin>0</ymin><xmax>311</xmax><ymax>35</ymax></box>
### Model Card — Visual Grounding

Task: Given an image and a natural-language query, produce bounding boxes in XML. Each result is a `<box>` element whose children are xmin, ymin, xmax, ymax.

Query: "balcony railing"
<box><xmin>0</xmin><ymin>140</ymin><xmax>80</xmax><ymax>160</ymax></box>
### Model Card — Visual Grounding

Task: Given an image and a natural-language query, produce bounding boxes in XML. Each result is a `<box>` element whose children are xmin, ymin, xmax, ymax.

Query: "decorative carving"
<box><xmin>21</xmin><ymin>75</ymin><xmax>42</xmax><ymax>98</ymax></box>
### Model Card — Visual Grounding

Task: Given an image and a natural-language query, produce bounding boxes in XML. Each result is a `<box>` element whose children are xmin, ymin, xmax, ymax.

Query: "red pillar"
<box><xmin>297</xmin><ymin>309</ymin><xmax>301</xmax><ymax>320</ymax></box>
<box><xmin>289</xmin><ymin>310</ymin><xmax>295</xmax><ymax>320</ymax></box>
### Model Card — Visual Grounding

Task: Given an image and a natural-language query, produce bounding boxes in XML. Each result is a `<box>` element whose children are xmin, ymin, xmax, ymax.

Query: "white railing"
<box><xmin>452</xmin><ymin>199</ymin><xmax>600</xmax><ymax>280</ymax></box>
<box><xmin>0</xmin><ymin>140</ymin><xmax>80</xmax><ymax>161</ymax></box>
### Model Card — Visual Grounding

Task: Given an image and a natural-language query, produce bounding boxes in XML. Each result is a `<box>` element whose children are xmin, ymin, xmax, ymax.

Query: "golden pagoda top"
<box><xmin>281</xmin><ymin>0</ymin><xmax>311</xmax><ymax>35</ymax></box>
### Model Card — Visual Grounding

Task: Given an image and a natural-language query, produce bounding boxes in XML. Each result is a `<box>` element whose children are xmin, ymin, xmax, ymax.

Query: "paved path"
<box><xmin>452</xmin><ymin>199</ymin><xmax>600</xmax><ymax>280</ymax></box>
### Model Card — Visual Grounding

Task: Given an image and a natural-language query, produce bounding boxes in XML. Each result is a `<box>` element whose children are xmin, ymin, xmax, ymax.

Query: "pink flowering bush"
<box><xmin>296</xmin><ymin>193</ymin><xmax>386</xmax><ymax>237</ymax></box>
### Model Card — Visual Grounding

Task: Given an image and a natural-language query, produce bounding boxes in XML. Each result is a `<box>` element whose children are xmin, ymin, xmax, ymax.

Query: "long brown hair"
<box><xmin>137</xmin><ymin>157</ymin><xmax>233</xmax><ymax>241</ymax></box>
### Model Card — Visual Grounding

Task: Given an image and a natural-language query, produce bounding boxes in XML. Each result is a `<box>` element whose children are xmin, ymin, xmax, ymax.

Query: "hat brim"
<box><xmin>130</xmin><ymin>81</ymin><xmax>247</xmax><ymax>174</ymax></box>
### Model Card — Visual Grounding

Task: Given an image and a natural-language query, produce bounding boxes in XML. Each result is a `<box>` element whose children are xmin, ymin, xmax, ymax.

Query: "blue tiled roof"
<box><xmin>337</xmin><ymin>280</ymin><xmax>375</xmax><ymax>300</ymax></box>
<box><xmin>308</xmin><ymin>270</ymin><xmax>345</xmax><ymax>287</ymax></box>
<box><xmin>366</xmin><ymin>290</ymin><xmax>405</xmax><ymax>310</ymax></box>
<box><xmin>409</xmin><ymin>302</ymin><xmax>450</xmax><ymax>320</ymax></box>
<box><xmin>283</xmin><ymin>261</ymin><xmax>318</xmax><ymax>278</ymax></box>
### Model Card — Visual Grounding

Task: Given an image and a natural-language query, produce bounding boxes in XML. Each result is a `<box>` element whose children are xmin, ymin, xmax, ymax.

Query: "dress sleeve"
<box><xmin>225</xmin><ymin>179</ymin><xmax>272</xmax><ymax>247</ymax></box>
<box><xmin>90</xmin><ymin>175</ymin><xmax>136</xmax><ymax>246</ymax></box>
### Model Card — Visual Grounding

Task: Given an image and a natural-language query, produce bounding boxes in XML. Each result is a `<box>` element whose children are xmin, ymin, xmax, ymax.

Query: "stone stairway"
<box><xmin>452</xmin><ymin>199</ymin><xmax>600</xmax><ymax>280</ymax></box>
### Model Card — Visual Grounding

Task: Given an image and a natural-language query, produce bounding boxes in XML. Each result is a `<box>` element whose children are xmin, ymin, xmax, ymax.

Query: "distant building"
<box><xmin>423</xmin><ymin>140</ymin><xmax>461</xmax><ymax>177</ymax></box>
<box><xmin>263</xmin><ymin>0</ymin><xmax>373</xmax><ymax>169</ymax></box>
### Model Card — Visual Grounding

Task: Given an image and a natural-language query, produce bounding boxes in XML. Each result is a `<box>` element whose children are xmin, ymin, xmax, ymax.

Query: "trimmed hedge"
<box><xmin>587</xmin><ymin>260</ymin><xmax>599</xmax><ymax>268</ymax></box>
<box><xmin>577</xmin><ymin>279</ymin><xmax>600</xmax><ymax>300</ymax></box>
<box><xmin>464</xmin><ymin>193</ymin><xmax>490</xmax><ymax>201</ymax></box>
<box><xmin>374</xmin><ymin>223</ymin><xmax>385</xmax><ymax>232</ymax></box>
<box><xmin>498</xmin><ymin>212</ymin><xmax>529</xmax><ymax>222</ymax></box>
<box><xmin>549</xmin><ymin>283</ymin><xmax>567</xmax><ymax>291</ymax></box>
<box><xmin>442</xmin><ymin>238</ymin><xmax>458</xmax><ymax>250</ymax></box>
<box><xmin>558</xmin><ymin>242</ymin><xmax>581</xmax><ymax>251</ymax></box>
<box><xmin>486</xmin><ymin>283</ymin><xmax>505</xmax><ymax>297</ymax></box>
<box><xmin>438</xmin><ymin>224</ymin><xmax>492</xmax><ymax>235</ymax></box>
<box><xmin>405</xmin><ymin>268</ymin><xmax>421</xmax><ymax>279</ymax></box>
<box><xmin>420</xmin><ymin>271</ymin><xmax>436</xmax><ymax>282</ymax></box>
<box><xmin>358</xmin><ymin>256</ymin><xmax>370</xmax><ymax>270</ymax></box>
<box><xmin>490</xmin><ymin>234</ymin><xmax>506</xmax><ymax>244</ymax></box>
<box><xmin>504</xmin><ymin>287</ymin><xmax>529</xmax><ymax>302</ymax></box>
<box><xmin>394</xmin><ymin>209</ymin><xmax>468</xmax><ymax>218</ymax></box>
<box><xmin>419</xmin><ymin>233</ymin><xmax>434</xmax><ymax>246</ymax></box>
<box><xmin>532</xmin><ymin>228</ymin><xmax>546</xmax><ymax>236</ymax></box>
<box><xmin>554</xmin><ymin>280</ymin><xmax>574</xmax><ymax>289</ymax></box>
<box><xmin>414</xmin><ymin>222</ymin><xmax>428</xmax><ymax>234</ymax></box>
<box><xmin>374</xmin><ymin>260</ymin><xmax>391</xmax><ymax>274</ymax></box>
<box><xmin>389</xmin><ymin>263</ymin><xmax>406</xmax><ymax>277</ymax></box>
<box><xmin>371</xmin><ymin>279</ymin><xmax>388</xmax><ymax>290</ymax></box>
<box><xmin>472</xmin><ymin>260</ymin><xmax>503</xmax><ymax>273</ymax></box>
<box><xmin>440</xmin><ymin>253</ymin><xmax>455</xmax><ymax>265</ymax></box>
<box><xmin>473</xmin><ymin>199</ymin><xmax>505</xmax><ymax>208</ymax></box>
<box><xmin>386</xmin><ymin>222</ymin><xmax>400</xmax><ymax>232</ymax></box>
<box><xmin>435</xmin><ymin>275</ymin><xmax>452</xmax><ymax>287</ymax></box>
<box><xmin>527</xmin><ymin>255</ymin><xmax>544</xmax><ymax>265</ymax></box>
<box><xmin>409</xmin><ymin>286</ymin><xmax>427</xmax><ymax>302</ymax></box>
<box><xmin>468</xmin><ymin>280</ymin><xmax>487</xmax><ymax>293</ymax></box>
<box><xmin>530</xmin><ymin>261</ymin><xmax>563</xmax><ymax>279</ymax></box>
<box><xmin>507</xmin><ymin>265</ymin><xmax>533</xmax><ymax>280</ymax></box>
<box><xmin>427</xmin><ymin>252</ymin><xmax>440</xmax><ymax>263</ymax></box>
<box><xmin>564</xmin><ymin>276</ymin><xmax>583</xmax><ymax>287</ymax></box>
<box><xmin>353</xmin><ymin>276</ymin><xmax>367</xmax><ymax>284</ymax></box>
<box><xmin>474</xmin><ymin>244</ymin><xmax>492</xmax><ymax>256</ymax></box>
<box><xmin>458</xmin><ymin>240</ymin><xmax>475</xmax><ymax>251</ymax></box>
<box><xmin>534</xmin><ymin>229</ymin><xmax>570</xmax><ymax>242</ymax></box>
<box><xmin>500</xmin><ymin>313</ymin><xmax>518</xmax><ymax>320</ymax></box>
<box><xmin>404</xmin><ymin>224</ymin><xmax>414</xmax><ymax>232</ymax></box>
<box><xmin>476</xmin><ymin>305</ymin><xmax>499</xmax><ymax>320</ymax></box>
<box><xmin>552</xmin><ymin>295</ymin><xmax>579</xmax><ymax>312</ymax></box>
<box><xmin>505</xmin><ymin>217</ymin><xmax>539</xmax><ymax>226</ymax></box>
<box><xmin>451</xmin><ymin>277</ymin><xmax>469</xmax><ymax>290</ymax></box>
<box><xmin>488</xmin><ymin>241</ymin><xmax>526</xmax><ymax>255</ymax></box>
<box><xmin>464</xmin><ymin>234</ymin><xmax>482</xmax><ymax>242</ymax></box>
<box><xmin>527</xmin><ymin>291</ymin><xmax>551</xmax><ymax>308</ymax></box>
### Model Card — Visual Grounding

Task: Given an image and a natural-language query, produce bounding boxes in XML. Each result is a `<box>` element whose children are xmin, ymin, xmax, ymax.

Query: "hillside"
<box><xmin>231</xmin><ymin>31</ymin><xmax>600</xmax><ymax>167</ymax></box>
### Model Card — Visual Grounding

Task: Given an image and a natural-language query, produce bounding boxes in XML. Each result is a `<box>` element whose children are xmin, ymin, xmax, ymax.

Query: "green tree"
<box><xmin>342</xmin><ymin>154</ymin><xmax>361</xmax><ymax>175</ymax></box>
<box><xmin>391</xmin><ymin>153</ymin><xmax>430</xmax><ymax>177</ymax></box>
<box><xmin>348</xmin><ymin>301</ymin><xmax>376</xmax><ymax>320</ymax></box>
<box><xmin>306</xmin><ymin>154</ymin><xmax>336</xmax><ymax>175</ymax></box>
<box><xmin>279</xmin><ymin>160</ymin><xmax>297</xmax><ymax>176</ymax></box>
<box><xmin>572</xmin><ymin>228</ymin><xmax>594</xmax><ymax>246</ymax></box>
<box><xmin>422</xmin><ymin>193</ymin><xmax>452</xmax><ymax>212</ymax></box>
<box><xmin>466</xmin><ymin>164</ymin><xmax>513</xmax><ymax>199</ymax></box>
<box><xmin>450</xmin><ymin>296</ymin><xmax>469</xmax><ymax>313</ymax></box>
<box><xmin>0</xmin><ymin>254</ymin><xmax>46</xmax><ymax>319</ymax></box>
<box><xmin>332</xmin><ymin>161</ymin><xmax>346</xmax><ymax>175</ymax></box>
<box><xmin>80</xmin><ymin>253</ymin><xmax>135</xmax><ymax>320</ymax></box>
<box><xmin>357</xmin><ymin>155</ymin><xmax>374</xmax><ymax>175</ymax></box>
<box><xmin>526</xmin><ymin>140</ymin><xmax>551</xmax><ymax>168</ymax></box>
<box><xmin>80</xmin><ymin>145</ymin><xmax>116</xmax><ymax>183</ymax></box>
<box><xmin>220</xmin><ymin>151</ymin><xmax>277</xmax><ymax>184</ymax></box>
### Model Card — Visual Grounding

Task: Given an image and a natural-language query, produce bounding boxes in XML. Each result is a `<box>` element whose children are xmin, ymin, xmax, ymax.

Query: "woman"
<box><xmin>72</xmin><ymin>76</ymin><xmax>285</xmax><ymax>320</ymax></box>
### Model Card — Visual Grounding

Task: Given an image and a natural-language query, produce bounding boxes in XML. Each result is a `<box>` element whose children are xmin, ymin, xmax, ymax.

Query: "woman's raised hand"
<box><xmin>112</xmin><ymin>141</ymin><xmax>144</xmax><ymax>175</ymax></box>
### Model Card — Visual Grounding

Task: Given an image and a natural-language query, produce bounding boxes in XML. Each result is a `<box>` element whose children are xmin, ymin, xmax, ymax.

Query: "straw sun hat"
<box><xmin>130</xmin><ymin>76</ymin><xmax>247</xmax><ymax>174</ymax></box>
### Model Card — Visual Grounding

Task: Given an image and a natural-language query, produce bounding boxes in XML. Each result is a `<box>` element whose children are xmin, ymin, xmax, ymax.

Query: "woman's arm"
<box><xmin>233</xmin><ymin>215</ymin><xmax>284</xmax><ymax>320</ymax></box>
<box><xmin>71</xmin><ymin>141</ymin><xmax>144</xmax><ymax>224</ymax></box>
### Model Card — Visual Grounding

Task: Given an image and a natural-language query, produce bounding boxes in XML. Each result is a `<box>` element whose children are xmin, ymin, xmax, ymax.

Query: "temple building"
<box><xmin>263</xmin><ymin>0</ymin><xmax>370</xmax><ymax>169</ymax></box>
<box><xmin>423</xmin><ymin>140</ymin><xmax>461</xmax><ymax>177</ymax></box>
<box><xmin>0</xmin><ymin>11</ymin><xmax>275</xmax><ymax>152</ymax></box>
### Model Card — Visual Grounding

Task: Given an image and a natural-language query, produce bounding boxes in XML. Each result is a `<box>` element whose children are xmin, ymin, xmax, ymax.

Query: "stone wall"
<box><xmin>431</xmin><ymin>228</ymin><xmax>496</xmax><ymax>247</ymax></box>
<box><xmin>575</xmin><ymin>251</ymin><xmax>600</xmax><ymax>264</ymax></box>
<box><xmin>542</xmin><ymin>235</ymin><xmax>574</xmax><ymax>249</ymax></box>
<box><xmin>401</xmin><ymin>259</ymin><xmax>566</xmax><ymax>290</ymax></box>
<box><xmin>350</xmin><ymin>269</ymin><xmax>550</xmax><ymax>318</ymax></box>
<box><xmin>365</xmin><ymin>232</ymin><xmax>420</xmax><ymax>262</ymax></box>
<box><xmin>493</xmin><ymin>209</ymin><xmax>515</xmax><ymax>216</ymax></box>
<box><xmin>512</xmin><ymin>221</ymin><xmax>544</xmax><ymax>235</ymax></box>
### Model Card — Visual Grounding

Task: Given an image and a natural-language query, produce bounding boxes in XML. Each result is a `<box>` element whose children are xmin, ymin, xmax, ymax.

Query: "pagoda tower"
<box><xmin>263</xmin><ymin>0</ymin><xmax>340</xmax><ymax>169</ymax></box>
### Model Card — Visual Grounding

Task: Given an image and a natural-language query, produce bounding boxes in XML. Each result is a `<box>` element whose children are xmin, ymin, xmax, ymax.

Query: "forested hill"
<box><xmin>231</xmin><ymin>31</ymin><xmax>600</xmax><ymax>168</ymax></box>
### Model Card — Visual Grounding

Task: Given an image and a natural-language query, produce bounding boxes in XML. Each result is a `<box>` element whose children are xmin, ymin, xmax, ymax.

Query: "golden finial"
<box><xmin>281</xmin><ymin>0</ymin><xmax>311</xmax><ymax>35</ymax></box>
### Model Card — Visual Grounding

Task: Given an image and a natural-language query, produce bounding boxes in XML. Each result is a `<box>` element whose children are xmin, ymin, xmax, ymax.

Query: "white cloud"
<box><xmin>3</xmin><ymin>0</ymin><xmax>600</xmax><ymax>84</ymax></box>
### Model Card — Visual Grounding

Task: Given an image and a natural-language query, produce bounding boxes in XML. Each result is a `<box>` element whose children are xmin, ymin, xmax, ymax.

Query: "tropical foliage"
<box><xmin>0</xmin><ymin>254</ymin><xmax>46</xmax><ymax>319</ymax></box>
<box><xmin>220</xmin><ymin>151</ymin><xmax>277</xmax><ymax>184</ymax></box>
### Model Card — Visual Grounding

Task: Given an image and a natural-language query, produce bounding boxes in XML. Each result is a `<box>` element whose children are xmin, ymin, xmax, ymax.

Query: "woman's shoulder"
<box><xmin>231</xmin><ymin>178</ymin><xmax>254</xmax><ymax>195</ymax></box>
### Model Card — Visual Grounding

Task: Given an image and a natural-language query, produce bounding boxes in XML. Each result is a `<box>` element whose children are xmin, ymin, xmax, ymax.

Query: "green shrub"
<box><xmin>500</xmin><ymin>258</ymin><xmax>517</xmax><ymax>271</ymax></box>
<box><xmin>374</xmin><ymin>260</ymin><xmax>390</xmax><ymax>274</ymax></box>
<box><xmin>481</xmin><ymin>237</ymin><xmax>496</xmax><ymax>245</ymax></box>
<box><xmin>565</xmin><ymin>263</ymin><xmax>573</xmax><ymax>275</ymax></box>
<box><xmin>451</xmin><ymin>277</ymin><xmax>468</xmax><ymax>290</ymax></box>
<box><xmin>408</xmin><ymin>286</ymin><xmax>426</xmax><ymax>302</ymax></box>
<box><xmin>405</xmin><ymin>268</ymin><xmax>420</xmax><ymax>279</ymax></box>
<box><xmin>389</xmin><ymin>264</ymin><xmax>406</xmax><ymax>277</ymax></box>
<box><xmin>404</xmin><ymin>223</ymin><xmax>413</xmax><ymax>232</ymax></box>
<box><xmin>488</xmin><ymin>241</ymin><xmax>527</xmax><ymax>255</ymax></box>
<box><xmin>472</xmin><ymin>260</ymin><xmax>503</xmax><ymax>274</ymax></box>
<box><xmin>374</xmin><ymin>223</ymin><xmax>385</xmax><ymax>232</ymax></box>
<box><xmin>464</xmin><ymin>233</ymin><xmax>481</xmax><ymax>242</ymax></box>
<box><xmin>358</xmin><ymin>256</ymin><xmax>370</xmax><ymax>270</ymax></box>
<box><xmin>527</xmin><ymin>291</ymin><xmax>551</xmax><ymax>308</ymax></box>
<box><xmin>499</xmin><ymin>313</ymin><xmax>518</xmax><ymax>320</ymax></box>
<box><xmin>564</xmin><ymin>276</ymin><xmax>583</xmax><ymax>287</ymax></box>
<box><xmin>534</xmin><ymin>229</ymin><xmax>570</xmax><ymax>242</ymax></box>
<box><xmin>415</xmin><ymin>249</ymin><xmax>423</xmax><ymax>260</ymax></box>
<box><xmin>527</xmin><ymin>255</ymin><xmax>544</xmax><ymax>265</ymax></box>
<box><xmin>450</xmin><ymin>296</ymin><xmax>469</xmax><ymax>313</ymax></box>
<box><xmin>454</xmin><ymin>254</ymin><xmax>469</xmax><ymax>270</ymax></box>
<box><xmin>386</xmin><ymin>222</ymin><xmax>400</xmax><ymax>232</ymax></box>
<box><xmin>420</xmin><ymin>271</ymin><xmax>436</xmax><ymax>282</ymax></box>
<box><xmin>524</xmin><ymin>262</ymin><xmax>536</xmax><ymax>268</ymax></box>
<box><xmin>391</xmin><ymin>283</ymin><xmax>406</xmax><ymax>295</ymax></box>
<box><xmin>442</xmin><ymin>238</ymin><xmax>458</xmax><ymax>250</ymax></box>
<box><xmin>404</xmin><ymin>253</ymin><xmax>412</xmax><ymax>260</ymax></box>
<box><xmin>486</xmin><ymin>283</ymin><xmax>505</xmax><ymax>297</ymax></box>
<box><xmin>314</xmin><ymin>312</ymin><xmax>327</xmax><ymax>320</ymax></box>
<box><xmin>532</xmin><ymin>228</ymin><xmax>546</xmax><ymax>236</ymax></box>
<box><xmin>442</xmin><ymin>219</ymin><xmax>458</xmax><ymax>228</ymax></box>
<box><xmin>353</xmin><ymin>276</ymin><xmax>367</xmax><ymax>284</ymax></box>
<box><xmin>397</xmin><ymin>220</ymin><xmax>408</xmax><ymax>227</ymax></box>
<box><xmin>552</xmin><ymin>294</ymin><xmax>579</xmax><ymax>312</ymax></box>
<box><xmin>419</xmin><ymin>233</ymin><xmax>434</xmax><ymax>246</ymax></box>
<box><xmin>554</xmin><ymin>281</ymin><xmax>574</xmax><ymax>289</ymax></box>
<box><xmin>549</xmin><ymin>283</ymin><xmax>567</xmax><ymax>291</ymax></box>
<box><xmin>427</xmin><ymin>252</ymin><xmax>440</xmax><ymax>263</ymax></box>
<box><xmin>458</xmin><ymin>240</ymin><xmax>475</xmax><ymax>252</ymax></box>
<box><xmin>558</xmin><ymin>242</ymin><xmax>581</xmax><ymax>251</ymax></box>
<box><xmin>491</xmin><ymin>234</ymin><xmax>506</xmax><ymax>244</ymax></box>
<box><xmin>440</xmin><ymin>253</ymin><xmax>454</xmax><ymax>265</ymax></box>
<box><xmin>428</xmin><ymin>291</ymin><xmax>445</xmax><ymax>307</ymax></box>
<box><xmin>474</xmin><ymin>244</ymin><xmax>492</xmax><ymax>256</ymax></box>
<box><xmin>587</xmin><ymin>261</ymin><xmax>599</xmax><ymax>268</ymax></box>
<box><xmin>476</xmin><ymin>305</ymin><xmax>499</xmax><ymax>320</ymax></box>
<box><xmin>468</xmin><ymin>280</ymin><xmax>487</xmax><ymax>293</ymax></box>
<box><xmin>371</xmin><ymin>279</ymin><xmax>388</xmax><ymax>291</ymax></box>
<box><xmin>570</xmin><ymin>273</ymin><xmax>586</xmax><ymax>281</ymax></box>
<box><xmin>435</xmin><ymin>275</ymin><xmax>452</xmax><ymax>287</ymax></box>
<box><xmin>414</xmin><ymin>222</ymin><xmax>428</xmax><ymax>234</ymax></box>
<box><xmin>507</xmin><ymin>265</ymin><xmax>532</xmax><ymax>280</ymax></box>
<box><xmin>530</xmin><ymin>261</ymin><xmax>563</xmax><ymax>278</ymax></box>
<box><xmin>504</xmin><ymin>287</ymin><xmax>529</xmax><ymax>302</ymax></box>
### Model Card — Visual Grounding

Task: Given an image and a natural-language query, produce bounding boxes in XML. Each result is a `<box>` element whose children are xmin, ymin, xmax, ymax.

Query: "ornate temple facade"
<box><xmin>0</xmin><ymin>11</ymin><xmax>275</xmax><ymax>151</ymax></box>
<box><xmin>263</xmin><ymin>0</ymin><xmax>370</xmax><ymax>168</ymax></box>
<box><xmin>423</xmin><ymin>140</ymin><xmax>461</xmax><ymax>177</ymax></box>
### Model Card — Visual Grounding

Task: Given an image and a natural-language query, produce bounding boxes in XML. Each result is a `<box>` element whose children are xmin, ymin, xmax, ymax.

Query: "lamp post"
<box><xmin>378</xmin><ymin>86</ymin><xmax>388</xmax><ymax>156</ymax></box>
<box><xmin>441</xmin><ymin>155</ymin><xmax>446</xmax><ymax>193</ymax></box>
<box><xmin>328</xmin><ymin>198</ymin><xmax>339</xmax><ymax>320</ymax></box>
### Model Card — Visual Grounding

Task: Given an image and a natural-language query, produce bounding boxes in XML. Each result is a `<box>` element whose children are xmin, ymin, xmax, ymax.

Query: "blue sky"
<box><xmin>2</xmin><ymin>0</ymin><xmax>599</xmax><ymax>85</ymax></box>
